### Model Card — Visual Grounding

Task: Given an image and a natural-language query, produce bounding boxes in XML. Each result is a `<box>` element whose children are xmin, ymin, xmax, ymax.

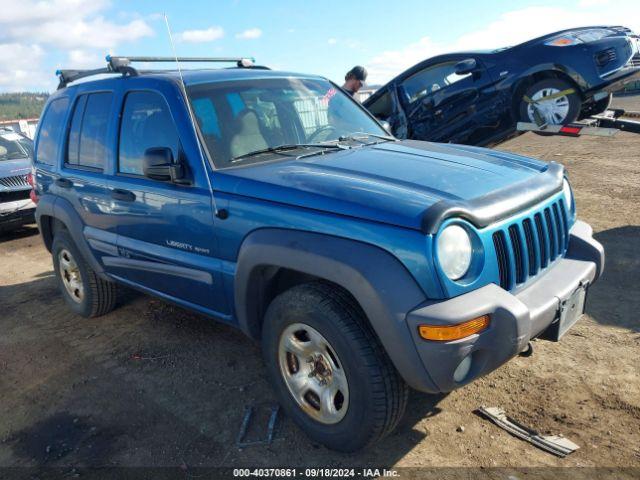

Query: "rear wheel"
<box><xmin>519</xmin><ymin>79</ymin><xmax>581</xmax><ymax>125</ymax></box>
<box><xmin>52</xmin><ymin>229</ymin><xmax>117</xmax><ymax>317</ymax></box>
<box><xmin>261</xmin><ymin>282</ymin><xmax>408</xmax><ymax>452</ymax></box>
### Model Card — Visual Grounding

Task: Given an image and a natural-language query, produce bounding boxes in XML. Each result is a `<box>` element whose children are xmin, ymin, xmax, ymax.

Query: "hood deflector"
<box><xmin>421</xmin><ymin>162</ymin><xmax>565</xmax><ymax>234</ymax></box>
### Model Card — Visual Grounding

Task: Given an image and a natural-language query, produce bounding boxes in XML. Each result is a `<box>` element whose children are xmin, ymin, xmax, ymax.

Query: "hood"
<box><xmin>214</xmin><ymin>140</ymin><xmax>550</xmax><ymax>231</ymax></box>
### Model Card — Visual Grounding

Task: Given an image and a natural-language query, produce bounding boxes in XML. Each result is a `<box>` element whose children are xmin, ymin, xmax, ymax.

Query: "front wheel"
<box><xmin>519</xmin><ymin>79</ymin><xmax>581</xmax><ymax>125</ymax></box>
<box><xmin>261</xmin><ymin>282</ymin><xmax>408</xmax><ymax>452</ymax></box>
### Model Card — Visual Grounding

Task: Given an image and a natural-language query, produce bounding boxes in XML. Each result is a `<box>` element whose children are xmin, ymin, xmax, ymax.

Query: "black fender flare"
<box><xmin>234</xmin><ymin>228</ymin><xmax>439</xmax><ymax>392</ymax></box>
<box><xmin>36</xmin><ymin>195</ymin><xmax>109</xmax><ymax>280</ymax></box>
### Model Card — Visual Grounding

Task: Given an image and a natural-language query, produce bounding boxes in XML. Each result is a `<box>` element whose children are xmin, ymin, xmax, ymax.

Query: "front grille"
<box><xmin>0</xmin><ymin>189</ymin><xmax>31</xmax><ymax>203</ymax></box>
<box><xmin>629</xmin><ymin>54</ymin><xmax>640</xmax><ymax>68</ymax></box>
<box><xmin>0</xmin><ymin>175</ymin><xmax>30</xmax><ymax>188</ymax></box>
<box><xmin>595</xmin><ymin>47</ymin><xmax>617</xmax><ymax>67</ymax></box>
<box><xmin>492</xmin><ymin>199</ymin><xmax>571</xmax><ymax>291</ymax></box>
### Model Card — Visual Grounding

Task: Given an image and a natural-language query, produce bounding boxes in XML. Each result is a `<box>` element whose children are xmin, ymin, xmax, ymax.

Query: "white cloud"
<box><xmin>0</xmin><ymin>43</ymin><xmax>47</xmax><ymax>91</ymax></box>
<box><xmin>366</xmin><ymin>5</ymin><xmax>640</xmax><ymax>85</ymax></box>
<box><xmin>178</xmin><ymin>26</ymin><xmax>225</xmax><ymax>43</ymax></box>
<box><xmin>0</xmin><ymin>1</ymin><xmax>153</xmax><ymax>49</ymax></box>
<box><xmin>68</xmin><ymin>49</ymin><xmax>106</xmax><ymax>69</ymax></box>
<box><xmin>328</xmin><ymin>38</ymin><xmax>337</xmax><ymax>45</ymax></box>
<box><xmin>579</xmin><ymin>0</ymin><xmax>611</xmax><ymax>7</ymax></box>
<box><xmin>0</xmin><ymin>0</ymin><xmax>154</xmax><ymax>92</ymax></box>
<box><xmin>236</xmin><ymin>28</ymin><xmax>262</xmax><ymax>40</ymax></box>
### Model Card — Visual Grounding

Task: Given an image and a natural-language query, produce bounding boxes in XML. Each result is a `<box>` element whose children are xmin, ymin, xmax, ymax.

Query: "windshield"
<box><xmin>0</xmin><ymin>132</ymin><xmax>30</xmax><ymax>162</ymax></box>
<box><xmin>187</xmin><ymin>77</ymin><xmax>388</xmax><ymax>167</ymax></box>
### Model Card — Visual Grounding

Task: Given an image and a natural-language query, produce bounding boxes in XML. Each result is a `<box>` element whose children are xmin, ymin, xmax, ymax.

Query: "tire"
<box><xmin>261</xmin><ymin>282</ymin><xmax>408</xmax><ymax>452</ymax></box>
<box><xmin>52</xmin><ymin>229</ymin><xmax>117</xmax><ymax>318</ymax></box>
<box><xmin>519</xmin><ymin>78</ymin><xmax>581</xmax><ymax>125</ymax></box>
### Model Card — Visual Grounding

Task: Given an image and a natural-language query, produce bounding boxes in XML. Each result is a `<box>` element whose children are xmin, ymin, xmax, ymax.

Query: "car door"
<box><xmin>398</xmin><ymin>56</ymin><xmax>495</xmax><ymax>143</ymax></box>
<box><xmin>107</xmin><ymin>87</ymin><xmax>228</xmax><ymax>317</ymax></box>
<box><xmin>364</xmin><ymin>85</ymin><xmax>409</xmax><ymax>139</ymax></box>
<box><xmin>53</xmin><ymin>90</ymin><xmax>122</xmax><ymax>271</ymax></box>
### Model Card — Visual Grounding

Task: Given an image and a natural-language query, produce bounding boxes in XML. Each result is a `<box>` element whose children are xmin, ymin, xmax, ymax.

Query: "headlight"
<box><xmin>562</xmin><ymin>179</ymin><xmax>573</xmax><ymax>211</ymax></box>
<box><xmin>437</xmin><ymin>225</ymin><xmax>472</xmax><ymax>280</ymax></box>
<box><xmin>544</xmin><ymin>36</ymin><xmax>582</xmax><ymax>47</ymax></box>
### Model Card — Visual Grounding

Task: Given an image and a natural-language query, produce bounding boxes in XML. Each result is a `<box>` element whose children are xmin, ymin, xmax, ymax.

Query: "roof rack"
<box><xmin>56</xmin><ymin>55</ymin><xmax>258</xmax><ymax>89</ymax></box>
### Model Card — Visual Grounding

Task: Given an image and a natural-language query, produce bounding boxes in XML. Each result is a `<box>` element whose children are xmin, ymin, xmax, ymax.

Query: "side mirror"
<box><xmin>142</xmin><ymin>147</ymin><xmax>185</xmax><ymax>182</ymax></box>
<box><xmin>380</xmin><ymin>120</ymin><xmax>392</xmax><ymax>134</ymax></box>
<box><xmin>454</xmin><ymin>58</ymin><xmax>477</xmax><ymax>76</ymax></box>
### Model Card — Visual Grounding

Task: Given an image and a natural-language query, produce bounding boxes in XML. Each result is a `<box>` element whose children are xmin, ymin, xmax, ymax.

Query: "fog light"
<box><xmin>418</xmin><ymin>315</ymin><xmax>490</xmax><ymax>341</ymax></box>
<box><xmin>453</xmin><ymin>355</ymin><xmax>472</xmax><ymax>383</ymax></box>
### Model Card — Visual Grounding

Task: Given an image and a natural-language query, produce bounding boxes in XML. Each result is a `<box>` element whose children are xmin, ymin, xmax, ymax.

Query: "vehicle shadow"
<box><xmin>589</xmin><ymin>226</ymin><xmax>640</xmax><ymax>332</ymax></box>
<box><xmin>0</xmin><ymin>224</ymin><xmax>39</xmax><ymax>243</ymax></box>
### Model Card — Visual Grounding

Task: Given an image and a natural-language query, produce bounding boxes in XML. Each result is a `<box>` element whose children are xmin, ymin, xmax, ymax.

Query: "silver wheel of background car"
<box><xmin>58</xmin><ymin>248</ymin><xmax>84</xmax><ymax>303</ymax></box>
<box><xmin>526</xmin><ymin>87</ymin><xmax>571</xmax><ymax>125</ymax></box>
<box><xmin>278</xmin><ymin>323</ymin><xmax>349</xmax><ymax>424</ymax></box>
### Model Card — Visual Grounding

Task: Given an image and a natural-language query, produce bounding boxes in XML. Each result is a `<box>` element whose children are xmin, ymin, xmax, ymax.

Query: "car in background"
<box><xmin>0</xmin><ymin>128</ymin><xmax>36</xmax><ymax>232</ymax></box>
<box><xmin>364</xmin><ymin>26</ymin><xmax>640</xmax><ymax>146</ymax></box>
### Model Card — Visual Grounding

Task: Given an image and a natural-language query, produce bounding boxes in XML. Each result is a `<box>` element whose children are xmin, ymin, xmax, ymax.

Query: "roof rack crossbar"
<box><xmin>107</xmin><ymin>55</ymin><xmax>255</xmax><ymax>64</ymax></box>
<box><xmin>56</xmin><ymin>55</ymin><xmax>258</xmax><ymax>89</ymax></box>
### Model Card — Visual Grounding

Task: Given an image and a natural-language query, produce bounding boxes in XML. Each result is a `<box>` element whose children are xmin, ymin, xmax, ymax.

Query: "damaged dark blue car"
<box><xmin>364</xmin><ymin>26</ymin><xmax>640</xmax><ymax>145</ymax></box>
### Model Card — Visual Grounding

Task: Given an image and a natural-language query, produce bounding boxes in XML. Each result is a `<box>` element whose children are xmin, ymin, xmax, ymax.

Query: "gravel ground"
<box><xmin>0</xmin><ymin>97</ymin><xmax>639</xmax><ymax>473</ymax></box>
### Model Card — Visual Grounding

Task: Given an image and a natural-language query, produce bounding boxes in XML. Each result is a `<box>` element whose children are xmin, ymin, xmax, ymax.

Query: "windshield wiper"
<box><xmin>232</xmin><ymin>143</ymin><xmax>344</xmax><ymax>162</ymax></box>
<box><xmin>338</xmin><ymin>132</ymin><xmax>396</xmax><ymax>145</ymax></box>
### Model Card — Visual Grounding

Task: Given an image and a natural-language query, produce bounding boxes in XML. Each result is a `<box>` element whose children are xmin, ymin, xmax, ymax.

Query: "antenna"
<box><xmin>163</xmin><ymin>13</ymin><xmax>224</xmax><ymax>218</ymax></box>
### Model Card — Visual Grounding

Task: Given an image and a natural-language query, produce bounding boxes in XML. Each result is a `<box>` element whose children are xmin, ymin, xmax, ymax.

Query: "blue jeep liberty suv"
<box><xmin>33</xmin><ymin>56</ymin><xmax>604</xmax><ymax>452</ymax></box>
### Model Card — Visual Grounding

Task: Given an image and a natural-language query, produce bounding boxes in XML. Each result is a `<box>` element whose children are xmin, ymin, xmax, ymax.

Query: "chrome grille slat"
<box><xmin>0</xmin><ymin>175</ymin><xmax>30</xmax><ymax>188</ymax></box>
<box><xmin>494</xmin><ymin>200</ymin><xmax>570</xmax><ymax>291</ymax></box>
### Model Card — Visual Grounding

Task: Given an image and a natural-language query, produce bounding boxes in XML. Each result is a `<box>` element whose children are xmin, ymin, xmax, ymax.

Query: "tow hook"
<box><xmin>519</xmin><ymin>341</ymin><xmax>534</xmax><ymax>358</ymax></box>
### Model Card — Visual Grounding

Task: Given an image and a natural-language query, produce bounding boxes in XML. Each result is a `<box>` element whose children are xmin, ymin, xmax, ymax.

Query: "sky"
<box><xmin>1</xmin><ymin>0</ymin><xmax>639</xmax><ymax>92</ymax></box>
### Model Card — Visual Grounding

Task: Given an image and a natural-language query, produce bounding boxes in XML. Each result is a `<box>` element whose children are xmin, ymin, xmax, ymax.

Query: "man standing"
<box><xmin>342</xmin><ymin>66</ymin><xmax>367</xmax><ymax>99</ymax></box>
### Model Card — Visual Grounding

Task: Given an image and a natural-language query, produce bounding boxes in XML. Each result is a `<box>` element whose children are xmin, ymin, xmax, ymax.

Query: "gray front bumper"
<box><xmin>405</xmin><ymin>220</ymin><xmax>604</xmax><ymax>393</ymax></box>
<box><xmin>0</xmin><ymin>198</ymin><xmax>36</xmax><ymax>229</ymax></box>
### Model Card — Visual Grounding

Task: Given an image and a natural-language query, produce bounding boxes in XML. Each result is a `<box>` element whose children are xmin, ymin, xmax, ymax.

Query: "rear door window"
<box><xmin>118</xmin><ymin>91</ymin><xmax>179</xmax><ymax>176</ymax></box>
<box><xmin>36</xmin><ymin>97</ymin><xmax>70</xmax><ymax>166</ymax></box>
<box><xmin>66</xmin><ymin>92</ymin><xmax>113</xmax><ymax>169</ymax></box>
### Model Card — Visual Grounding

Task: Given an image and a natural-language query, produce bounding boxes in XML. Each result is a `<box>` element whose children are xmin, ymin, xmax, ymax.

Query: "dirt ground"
<box><xmin>0</xmin><ymin>97</ymin><xmax>639</xmax><ymax>473</ymax></box>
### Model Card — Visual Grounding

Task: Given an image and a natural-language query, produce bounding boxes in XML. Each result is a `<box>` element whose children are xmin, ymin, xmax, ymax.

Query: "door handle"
<box><xmin>111</xmin><ymin>188</ymin><xmax>136</xmax><ymax>202</ymax></box>
<box><xmin>55</xmin><ymin>177</ymin><xmax>73</xmax><ymax>189</ymax></box>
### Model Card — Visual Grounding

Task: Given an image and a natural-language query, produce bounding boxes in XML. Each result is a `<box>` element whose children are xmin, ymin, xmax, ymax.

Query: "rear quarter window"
<box><xmin>66</xmin><ymin>92</ymin><xmax>113</xmax><ymax>169</ymax></box>
<box><xmin>36</xmin><ymin>97</ymin><xmax>70</xmax><ymax>166</ymax></box>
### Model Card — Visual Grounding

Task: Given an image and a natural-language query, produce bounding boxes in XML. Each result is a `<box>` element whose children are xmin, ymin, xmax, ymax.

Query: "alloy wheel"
<box><xmin>278</xmin><ymin>323</ymin><xmax>349</xmax><ymax>424</ymax></box>
<box><xmin>58</xmin><ymin>248</ymin><xmax>84</xmax><ymax>303</ymax></box>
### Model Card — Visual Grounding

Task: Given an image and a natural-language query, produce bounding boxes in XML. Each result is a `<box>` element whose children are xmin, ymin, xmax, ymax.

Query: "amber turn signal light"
<box><xmin>418</xmin><ymin>315</ymin><xmax>490</xmax><ymax>341</ymax></box>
